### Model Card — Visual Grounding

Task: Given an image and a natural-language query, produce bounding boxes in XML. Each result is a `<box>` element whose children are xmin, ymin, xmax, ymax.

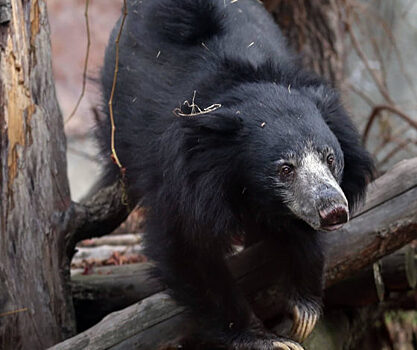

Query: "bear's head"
<box><xmin>179</xmin><ymin>82</ymin><xmax>374</xmax><ymax>232</ymax></box>
<box><xmin>235</xmin><ymin>84</ymin><xmax>351</xmax><ymax>231</ymax></box>
<box><xmin>177</xmin><ymin>82</ymin><xmax>373</xmax><ymax>231</ymax></box>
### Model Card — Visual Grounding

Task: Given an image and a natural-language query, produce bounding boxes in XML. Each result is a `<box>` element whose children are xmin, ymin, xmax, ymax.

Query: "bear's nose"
<box><xmin>319</xmin><ymin>206</ymin><xmax>348</xmax><ymax>231</ymax></box>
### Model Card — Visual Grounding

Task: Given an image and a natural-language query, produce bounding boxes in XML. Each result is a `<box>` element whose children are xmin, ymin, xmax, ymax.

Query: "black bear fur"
<box><xmin>96</xmin><ymin>0</ymin><xmax>374</xmax><ymax>348</ymax></box>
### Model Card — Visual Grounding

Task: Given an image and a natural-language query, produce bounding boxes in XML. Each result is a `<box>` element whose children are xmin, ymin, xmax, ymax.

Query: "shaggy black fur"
<box><xmin>97</xmin><ymin>0</ymin><xmax>374</xmax><ymax>348</ymax></box>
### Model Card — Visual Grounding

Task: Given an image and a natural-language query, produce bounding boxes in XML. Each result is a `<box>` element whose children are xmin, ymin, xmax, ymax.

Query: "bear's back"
<box><xmin>97</xmin><ymin>0</ymin><xmax>291</xmax><ymax>191</ymax></box>
<box><xmin>100</xmin><ymin>0</ymin><xmax>290</xmax><ymax>122</ymax></box>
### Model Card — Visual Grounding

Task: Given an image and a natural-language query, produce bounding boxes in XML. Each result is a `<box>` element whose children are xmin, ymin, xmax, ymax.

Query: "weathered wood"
<box><xmin>325</xmin><ymin>158</ymin><xmax>417</xmax><ymax>285</ymax></box>
<box><xmin>359</xmin><ymin>158</ymin><xmax>417</xmax><ymax>214</ymax></box>
<box><xmin>78</xmin><ymin>233</ymin><xmax>142</xmax><ymax>247</ymax></box>
<box><xmin>66</xmin><ymin>180</ymin><xmax>132</xmax><ymax>259</ymax></box>
<box><xmin>54</xmin><ymin>158</ymin><xmax>417</xmax><ymax>350</ymax></box>
<box><xmin>71</xmin><ymin>264</ymin><xmax>162</xmax><ymax>331</ymax></box>
<box><xmin>265</xmin><ymin>0</ymin><xmax>345</xmax><ymax>84</ymax></box>
<box><xmin>325</xmin><ymin>247</ymin><xmax>417</xmax><ymax>307</ymax></box>
<box><xmin>0</xmin><ymin>1</ymin><xmax>76</xmax><ymax>348</ymax></box>
<box><xmin>72</xmin><ymin>245</ymin><xmax>417</xmax><ymax>331</ymax></box>
<box><xmin>53</xmin><ymin>293</ymin><xmax>187</xmax><ymax>350</ymax></box>
<box><xmin>72</xmin><ymin>244</ymin><xmax>143</xmax><ymax>266</ymax></box>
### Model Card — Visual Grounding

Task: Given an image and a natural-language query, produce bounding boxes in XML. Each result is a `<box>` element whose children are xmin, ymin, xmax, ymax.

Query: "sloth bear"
<box><xmin>97</xmin><ymin>0</ymin><xmax>374</xmax><ymax>349</ymax></box>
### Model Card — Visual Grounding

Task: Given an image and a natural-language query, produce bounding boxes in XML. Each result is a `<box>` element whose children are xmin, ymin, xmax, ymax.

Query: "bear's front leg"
<box><xmin>264</xmin><ymin>226</ymin><xmax>325</xmax><ymax>343</ymax></box>
<box><xmin>145</xmin><ymin>215</ymin><xmax>306</xmax><ymax>350</ymax></box>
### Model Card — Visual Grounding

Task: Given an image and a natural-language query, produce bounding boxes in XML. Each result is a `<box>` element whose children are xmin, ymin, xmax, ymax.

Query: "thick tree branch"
<box><xmin>51</xmin><ymin>158</ymin><xmax>417</xmax><ymax>349</ymax></box>
<box><xmin>65</xmin><ymin>180</ymin><xmax>132</xmax><ymax>259</ymax></box>
<box><xmin>325</xmin><ymin>247</ymin><xmax>417</xmax><ymax>307</ymax></box>
<box><xmin>324</xmin><ymin>159</ymin><xmax>417</xmax><ymax>286</ymax></box>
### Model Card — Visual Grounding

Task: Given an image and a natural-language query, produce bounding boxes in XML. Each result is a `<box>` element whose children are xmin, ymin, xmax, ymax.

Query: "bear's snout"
<box><xmin>319</xmin><ymin>206</ymin><xmax>349</xmax><ymax>231</ymax></box>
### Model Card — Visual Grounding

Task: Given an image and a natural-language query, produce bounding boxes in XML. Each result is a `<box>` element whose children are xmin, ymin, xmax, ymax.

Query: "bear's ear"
<box><xmin>176</xmin><ymin>111</ymin><xmax>245</xmax><ymax>166</ymax></box>
<box><xmin>303</xmin><ymin>86</ymin><xmax>376</xmax><ymax>212</ymax></box>
<box><xmin>178</xmin><ymin>111</ymin><xmax>244</xmax><ymax>135</ymax></box>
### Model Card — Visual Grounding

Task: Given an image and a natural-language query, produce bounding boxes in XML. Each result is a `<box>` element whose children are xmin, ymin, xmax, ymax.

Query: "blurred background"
<box><xmin>47</xmin><ymin>1</ymin><xmax>417</xmax><ymax>349</ymax></box>
<box><xmin>49</xmin><ymin>0</ymin><xmax>119</xmax><ymax>201</ymax></box>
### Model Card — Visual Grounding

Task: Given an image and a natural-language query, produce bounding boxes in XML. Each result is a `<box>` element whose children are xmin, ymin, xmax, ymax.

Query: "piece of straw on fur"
<box><xmin>173</xmin><ymin>91</ymin><xmax>222</xmax><ymax>117</ymax></box>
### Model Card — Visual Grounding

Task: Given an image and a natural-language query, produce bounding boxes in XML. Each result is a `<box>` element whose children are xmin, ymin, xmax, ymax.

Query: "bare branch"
<box><xmin>362</xmin><ymin>105</ymin><xmax>417</xmax><ymax>144</ymax></box>
<box><xmin>65</xmin><ymin>0</ymin><xmax>91</xmax><ymax>123</ymax></box>
<box><xmin>65</xmin><ymin>180</ymin><xmax>132</xmax><ymax>259</ymax></box>
<box><xmin>376</xmin><ymin>138</ymin><xmax>417</xmax><ymax>168</ymax></box>
<box><xmin>344</xmin><ymin>15</ymin><xmax>394</xmax><ymax>105</ymax></box>
<box><xmin>350</xmin><ymin>1</ymin><xmax>417</xmax><ymax>100</ymax></box>
<box><xmin>345</xmin><ymin>81</ymin><xmax>375</xmax><ymax>107</ymax></box>
<box><xmin>108</xmin><ymin>0</ymin><xmax>128</xmax><ymax>170</ymax></box>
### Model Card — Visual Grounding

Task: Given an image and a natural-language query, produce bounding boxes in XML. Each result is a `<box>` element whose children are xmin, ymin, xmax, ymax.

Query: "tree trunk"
<box><xmin>0</xmin><ymin>1</ymin><xmax>75</xmax><ymax>349</ymax></box>
<box><xmin>265</xmin><ymin>0</ymin><xmax>345</xmax><ymax>84</ymax></box>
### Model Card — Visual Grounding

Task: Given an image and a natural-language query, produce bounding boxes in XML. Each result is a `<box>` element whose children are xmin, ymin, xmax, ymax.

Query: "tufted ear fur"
<box><xmin>303</xmin><ymin>86</ymin><xmax>376</xmax><ymax>212</ymax></box>
<box><xmin>179</xmin><ymin>111</ymin><xmax>243</xmax><ymax>134</ymax></box>
<box><xmin>177</xmin><ymin>111</ymin><xmax>245</xmax><ymax>182</ymax></box>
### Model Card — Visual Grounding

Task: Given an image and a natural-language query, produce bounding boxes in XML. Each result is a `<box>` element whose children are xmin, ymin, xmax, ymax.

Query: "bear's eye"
<box><xmin>280</xmin><ymin>164</ymin><xmax>294</xmax><ymax>176</ymax></box>
<box><xmin>327</xmin><ymin>154</ymin><xmax>335</xmax><ymax>167</ymax></box>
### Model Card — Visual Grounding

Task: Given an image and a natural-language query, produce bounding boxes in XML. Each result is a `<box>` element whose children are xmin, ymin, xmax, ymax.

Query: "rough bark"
<box><xmin>325</xmin><ymin>247</ymin><xmax>417</xmax><ymax>307</ymax></box>
<box><xmin>0</xmin><ymin>1</ymin><xmax>75</xmax><ymax>349</ymax></box>
<box><xmin>52</xmin><ymin>158</ymin><xmax>417</xmax><ymax>350</ymax></box>
<box><xmin>77</xmin><ymin>233</ymin><xmax>142</xmax><ymax>247</ymax></box>
<box><xmin>66</xmin><ymin>180</ymin><xmax>131</xmax><ymax>259</ymax></box>
<box><xmin>264</xmin><ymin>0</ymin><xmax>345</xmax><ymax>85</ymax></box>
<box><xmin>71</xmin><ymin>244</ymin><xmax>417</xmax><ymax>331</ymax></box>
<box><xmin>71</xmin><ymin>264</ymin><xmax>161</xmax><ymax>331</ymax></box>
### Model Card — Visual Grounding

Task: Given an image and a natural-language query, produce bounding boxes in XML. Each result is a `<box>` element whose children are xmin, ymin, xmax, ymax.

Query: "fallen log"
<box><xmin>71</xmin><ymin>264</ymin><xmax>163</xmax><ymax>331</ymax></box>
<box><xmin>53</xmin><ymin>158</ymin><xmax>417</xmax><ymax>349</ymax></box>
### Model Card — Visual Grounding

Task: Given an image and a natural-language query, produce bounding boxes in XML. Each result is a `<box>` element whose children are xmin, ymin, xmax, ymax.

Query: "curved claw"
<box><xmin>289</xmin><ymin>304</ymin><xmax>319</xmax><ymax>343</ymax></box>
<box><xmin>273</xmin><ymin>340</ymin><xmax>304</xmax><ymax>350</ymax></box>
<box><xmin>273</xmin><ymin>342</ymin><xmax>290</xmax><ymax>350</ymax></box>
